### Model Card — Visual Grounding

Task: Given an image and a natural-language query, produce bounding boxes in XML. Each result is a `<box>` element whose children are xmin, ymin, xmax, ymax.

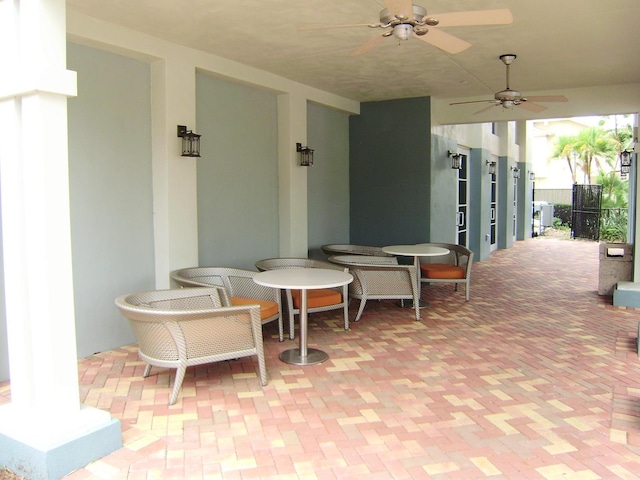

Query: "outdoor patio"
<box><xmin>2</xmin><ymin>237</ymin><xmax>640</xmax><ymax>479</ymax></box>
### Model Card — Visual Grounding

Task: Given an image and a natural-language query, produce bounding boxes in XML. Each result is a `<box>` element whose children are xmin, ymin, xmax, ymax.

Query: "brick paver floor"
<box><xmin>2</xmin><ymin>237</ymin><xmax>640</xmax><ymax>479</ymax></box>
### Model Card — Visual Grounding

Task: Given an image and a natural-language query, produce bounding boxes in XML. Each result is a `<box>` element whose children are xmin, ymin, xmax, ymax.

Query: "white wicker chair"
<box><xmin>321</xmin><ymin>244</ymin><xmax>395</xmax><ymax>257</ymax></box>
<box><xmin>418</xmin><ymin>243</ymin><xmax>473</xmax><ymax>301</ymax></box>
<box><xmin>254</xmin><ymin>258</ymin><xmax>349</xmax><ymax>339</ymax></box>
<box><xmin>328</xmin><ymin>255</ymin><xmax>420</xmax><ymax>322</ymax></box>
<box><xmin>115</xmin><ymin>287</ymin><xmax>267</xmax><ymax>405</ymax></box>
<box><xmin>170</xmin><ymin>267</ymin><xmax>284</xmax><ymax>342</ymax></box>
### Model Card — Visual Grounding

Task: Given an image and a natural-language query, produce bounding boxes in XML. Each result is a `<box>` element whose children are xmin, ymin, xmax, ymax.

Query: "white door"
<box><xmin>456</xmin><ymin>148</ymin><xmax>470</xmax><ymax>247</ymax></box>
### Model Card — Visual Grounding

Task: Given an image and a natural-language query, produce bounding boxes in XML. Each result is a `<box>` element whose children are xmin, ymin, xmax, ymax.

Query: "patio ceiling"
<box><xmin>66</xmin><ymin>0</ymin><xmax>640</xmax><ymax>122</ymax></box>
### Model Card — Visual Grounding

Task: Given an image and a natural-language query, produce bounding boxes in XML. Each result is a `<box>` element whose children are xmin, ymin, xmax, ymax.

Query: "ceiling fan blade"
<box><xmin>415</xmin><ymin>28</ymin><xmax>471</xmax><ymax>54</ymax></box>
<box><xmin>474</xmin><ymin>104</ymin><xmax>498</xmax><ymax>115</ymax></box>
<box><xmin>349</xmin><ymin>34</ymin><xmax>386</xmax><ymax>57</ymax></box>
<box><xmin>450</xmin><ymin>99</ymin><xmax>495</xmax><ymax>106</ymax></box>
<box><xmin>384</xmin><ymin>0</ymin><xmax>413</xmax><ymax>19</ymax></box>
<box><xmin>430</xmin><ymin>9</ymin><xmax>513</xmax><ymax>27</ymax></box>
<box><xmin>518</xmin><ymin>101</ymin><xmax>547</xmax><ymax>113</ymax></box>
<box><xmin>299</xmin><ymin>23</ymin><xmax>379</xmax><ymax>31</ymax></box>
<box><xmin>524</xmin><ymin>95</ymin><xmax>568</xmax><ymax>103</ymax></box>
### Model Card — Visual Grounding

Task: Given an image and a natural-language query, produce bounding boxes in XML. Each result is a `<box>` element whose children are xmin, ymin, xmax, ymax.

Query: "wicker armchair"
<box><xmin>321</xmin><ymin>244</ymin><xmax>395</xmax><ymax>257</ymax></box>
<box><xmin>115</xmin><ymin>287</ymin><xmax>267</xmax><ymax>405</ymax></box>
<box><xmin>418</xmin><ymin>243</ymin><xmax>473</xmax><ymax>301</ymax></box>
<box><xmin>328</xmin><ymin>255</ymin><xmax>420</xmax><ymax>322</ymax></box>
<box><xmin>254</xmin><ymin>258</ymin><xmax>349</xmax><ymax>339</ymax></box>
<box><xmin>170</xmin><ymin>267</ymin><xmax>284</xmax><ymax>341</ymax></box>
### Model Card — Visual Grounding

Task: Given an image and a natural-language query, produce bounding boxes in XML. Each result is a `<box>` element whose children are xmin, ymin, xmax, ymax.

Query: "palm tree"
<box><xmin>550</xmin><ymin>135</ymin><xmax>580</xmax><ymax>183</ymax></box>
<box><xmin>573</xmin><ymin>127</ymin><xmax>617</xmax><ymax>182</ymax></box>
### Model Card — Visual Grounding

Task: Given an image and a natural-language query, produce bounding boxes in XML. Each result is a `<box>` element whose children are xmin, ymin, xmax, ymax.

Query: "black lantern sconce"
<box><xmin>448</xmin><ymin>150</ymin><xmax>462</xmax><ymax>170</ymax></box>
<box><xmin>296</xmin><ymin>143</ymin><xmax>314</xmax><ymax>166</ymax></box>
<box><xmin>620</xmin><ymin>149</ymin><xmax>632</xmax><ymax>176</ymax></box>
<box><xmin>511</xmin><ymin>166</ymin><xmax>521</xmax><ymax>179</ymax></box>
<box><xmin>529</xmin><ymin>170</ymin><xmax>535</xmax><ymax>181</ymax></box>
<box><xmin>177</xmin><ymin>125</ymin><xmax>201</xmax><ymax>157</ymax></box>
<box><xmin>486</xmin><ymin>160</ymin><xmax>497</xmax><ymax>175</ymax></box>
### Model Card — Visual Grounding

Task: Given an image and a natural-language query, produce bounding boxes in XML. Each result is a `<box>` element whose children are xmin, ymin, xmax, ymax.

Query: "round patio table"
<box><xmin>382</xmin><ymin>244</ymin><xmax>450</xmax><ymax>308</ymax></box>
<box><xmin>254</xmin><ymin>268</ymin><xmax>353</xmax><ymax>366</ymax></box>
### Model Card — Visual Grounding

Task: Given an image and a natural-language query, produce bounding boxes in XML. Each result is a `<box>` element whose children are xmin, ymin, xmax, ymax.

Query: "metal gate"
<box><xmin>571</xmin><ymin>184</ymin><xmax>602</xmax><ymax>240</ymax></box>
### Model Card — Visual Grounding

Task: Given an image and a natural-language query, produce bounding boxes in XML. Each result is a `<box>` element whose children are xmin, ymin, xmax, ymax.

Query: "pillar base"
<box><xmin>613</xmin><ymin>281</ymin><xmax>640</xmax><ymax>308</ymax></box>
<box><xmin>0</xmin><ymin>404</ymin><xmax>121</xmax><ymax>480</ymax></box>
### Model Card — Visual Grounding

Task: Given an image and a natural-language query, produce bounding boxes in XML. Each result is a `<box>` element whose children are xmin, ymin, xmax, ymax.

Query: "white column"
<box><xmin>0</xmin><ymin>0</ymin><xmax>120</xmax><ymax>476</ymax></box>
<box><xmin>277</xmin><ymin>94</ymin><xmax>308</xmax><ymax>257</ymax></box>
<box><xmin>151</xmin><ymin>57</ymin><xmax>199</xmax><ymax>287</ymax></box>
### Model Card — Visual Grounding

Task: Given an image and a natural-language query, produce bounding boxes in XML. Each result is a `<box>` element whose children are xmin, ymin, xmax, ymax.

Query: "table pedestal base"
<box><xmin>397</xmin><ymin>299</ymin><xmax>429</xmax><ymax>309</ymax></box>
<box><xmin>279</xmin><ymin>348</ymin><xmax>328</xmax><ymax>366</ymax></box>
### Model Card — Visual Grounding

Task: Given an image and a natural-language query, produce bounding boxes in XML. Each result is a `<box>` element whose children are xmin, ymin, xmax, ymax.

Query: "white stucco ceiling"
<box><xmin>66</xmin><ymin>0</ymin><xmax>640</xmax><ymax>122</ymax></box>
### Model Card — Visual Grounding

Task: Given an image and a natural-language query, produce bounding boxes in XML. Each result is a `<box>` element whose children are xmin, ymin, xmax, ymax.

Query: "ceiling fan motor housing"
<box><xmin>380</xmin><ymin>5</ymin><xmax>427</xmax><ymax>25</ymax></box>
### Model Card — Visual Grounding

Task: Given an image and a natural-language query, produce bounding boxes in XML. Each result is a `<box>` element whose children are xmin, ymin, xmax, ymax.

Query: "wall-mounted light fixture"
<box><xmin>296</xmin><ymin>143</ymin><xmax>314</xmax><ymax>166</ymax></box>
<box><xmin>448</xmin><ymin>150</ymin><xmax>462</xmax><ymax>170</ymax></box>
<box><xmin>620</xmin><ymin>149</ymin><xmax>633</xmax><ymax>176</ymax></box>
<box><xmin>529</xmin><ymin>170</ymin><xmax>535</xmax><ymax>181</ymax></box>
<box><xmin>177</xmin><ymin>125</ymin><xmax>201</xmax><ymax>157</ymax></box>
<box><xmin>486</xmin><ymin>160</ymin><xmax>497</xmax><ymax>175</ymax></box>
<box><xmin>511</xmin><ymin>166</ymin><xmax>521</xmax><ymax>179</ymax></box>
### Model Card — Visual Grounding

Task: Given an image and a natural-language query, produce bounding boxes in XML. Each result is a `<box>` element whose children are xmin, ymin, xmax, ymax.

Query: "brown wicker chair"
<box><xmin>170</xmin><ymin>267</ymin><xmax>284</xmax><ymax>342</ymax></box>
<box><xmin>254</xmin><ymin>258</ymin><xmax>349</xmax><ymax>339</ymax></box>
<box><xmin>328</xmin><ymin>255</ymin><xmax>420</xmax><ymax>322</ymax></box>
<box><xmin>115</xmin><ymin>287</ymin><xmax>267</xmax><ymax>405</ymax></box>
<box><xmin>417</xmin><ymin>243</ymin><xmax>473</xmax><ymax>301</ymax></box>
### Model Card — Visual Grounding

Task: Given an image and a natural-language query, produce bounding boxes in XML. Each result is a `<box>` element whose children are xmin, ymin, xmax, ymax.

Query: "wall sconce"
<box><xmin>511</xmin><ymin>166</ymin><xmax>521</xmax><ymax>179</ymax></box>
<box><xmin>177</xmin><ymin>125</ymin><xmax>201</xmax><ymax>157</ymax></box>
<box><xmin>529</xmin><ymin>171</ymin><xmax>535</xmax><ymax>181</ymax></box>
<box><xmin>486</xmin><ymin>160</ymin><xmax>497</xmax><ymax>175</ymax></box>
<box><xmin>296</xmin><ymin>143</ymin><xmax>314</xmax><ymax>166</ymax></box>
<box><xmin>448</xmin><ymin>150</ymin><xmax>462</xmax><ymax>170</ymax></box>
<box><xmin>620</xmin><ymin>149</ymin><xmax>632</xmax><ymax>176</ymax></box>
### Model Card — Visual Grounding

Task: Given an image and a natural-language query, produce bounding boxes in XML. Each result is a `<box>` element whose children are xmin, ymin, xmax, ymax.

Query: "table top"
<box><xmin>382</xmin><ymin>244</ymin><xmax>450</xmax><ymax>257</ymax></box>
<box><xmin>254</xmin><ymin>268</ymin><xmax>353</xmax><ymax>289</ymax></box>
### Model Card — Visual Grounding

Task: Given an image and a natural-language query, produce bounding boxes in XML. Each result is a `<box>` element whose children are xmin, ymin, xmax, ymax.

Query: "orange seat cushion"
<box><xmin>231</xmin><ymin>297</ymin><xmax>279</xmax><ymax>320</ymax></box>
<box><xmin>420</xmin><ymin>263</ymin><xmax>465</xmax><ymax>279</ymax></box>
<box><xmin>291</xmin><ymin>289</ymin><xmax>342</xmax><ymax>309</ymax></box>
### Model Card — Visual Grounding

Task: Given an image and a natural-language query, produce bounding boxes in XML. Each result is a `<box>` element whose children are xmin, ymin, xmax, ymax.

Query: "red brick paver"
<box><xmin>2</xmin><ymin>238</ymin><xmax>640</xmax><ymax>479</ymax></box>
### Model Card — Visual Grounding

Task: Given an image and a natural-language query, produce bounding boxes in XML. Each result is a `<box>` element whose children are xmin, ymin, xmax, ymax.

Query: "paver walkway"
<box><xmin>2</xmin><ymin>237</ymin><xmax>640</xmax><ymax>479</ymax></box>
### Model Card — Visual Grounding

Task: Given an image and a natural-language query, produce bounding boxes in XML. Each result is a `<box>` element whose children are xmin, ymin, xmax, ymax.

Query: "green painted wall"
<box><xmin>349</xmin><ymin>97</ymin><xmax>432</xmax><ymax>246</ymax></box>
<box><xmin>67</xmin><ymin>43</ymin><xmax>154</xmax><ymax>359</ymax></box>
<box><xmin>468</xmin><ymin>148</ymin><xmax>492</xmax><ymax>261</ymax></box>
<box><xmin>196</xmin><ymin>74</ymin><xmax>279</xmax><ymax>269</ymax></box>
<box><xmin>430</xmin><ymin>134</ymin><xmax>459</xmax><ymax>243</ymax></box>
<box><xmin>307</xmin><ymin>103</ymin><xmax>350</xmax><ymax>260</ymax></box>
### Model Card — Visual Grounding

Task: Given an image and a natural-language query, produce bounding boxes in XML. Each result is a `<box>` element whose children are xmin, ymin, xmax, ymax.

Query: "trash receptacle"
<box><xmin>598</xmin><ymin>243</ymin><xmax>633</xmax><ymax>295</ymax></box>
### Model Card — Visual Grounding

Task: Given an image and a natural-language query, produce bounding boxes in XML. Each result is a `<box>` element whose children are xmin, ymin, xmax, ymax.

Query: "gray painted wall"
<box><xmin>350</xmin><ymin>97</ymin><xmax>432</xmax><ymax>246</ymax></box>
<box><xmin>67</xmin><ymin>43</ymin><xmax>154</xmax><ymax>358</ymax></box>
<box><xmin>196</xmin><ymin>74</ymin><xmax>279</xmax><ymax>270</ymax></box>
<box><xmin>307</xmin><ymin>103</ymin><xmax>350</xmax><ymax>260</ymax></box>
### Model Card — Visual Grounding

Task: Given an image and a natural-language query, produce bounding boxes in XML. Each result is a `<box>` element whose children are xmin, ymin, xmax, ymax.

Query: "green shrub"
<box><xmin>600</xmin><ymin>209</ymin><xmax>627</xmax><ymax>242</ymax></box>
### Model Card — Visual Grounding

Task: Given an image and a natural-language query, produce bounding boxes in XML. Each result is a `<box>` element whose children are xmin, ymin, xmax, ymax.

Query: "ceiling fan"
<box><xmin>300</xmin><ymin>0</ymin><xmax>513</xmax><ymax>56</ymax></box>
<box><xmin>450</xmin><ymin>54</ymin><xmax>569</xmax><ymax>114</ymax></box>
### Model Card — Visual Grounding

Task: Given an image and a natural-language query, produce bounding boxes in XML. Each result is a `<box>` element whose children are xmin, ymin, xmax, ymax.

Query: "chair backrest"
<box><xmin>171</xmin><ymin>267</ymin><xmax>268</xmax><ymax>301</ymax></box>
<box><xmin>255</xmin><ymin>257</ymin><xmax>345</xmax><ymax>272</ymax></box>
<box><xmin>417</xmin><ymin>243</ymin><xmax>471</xmax><ymax>268</ymax></box>
<box><xmin>321</xmin><ymin>244</ymin><xmax>393</xmax><ymax>257</ymax></box>
<box><xmin>328</xmin><ymin>255</ymin><xmax>417</xmax><ymax>295</ymax></box>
